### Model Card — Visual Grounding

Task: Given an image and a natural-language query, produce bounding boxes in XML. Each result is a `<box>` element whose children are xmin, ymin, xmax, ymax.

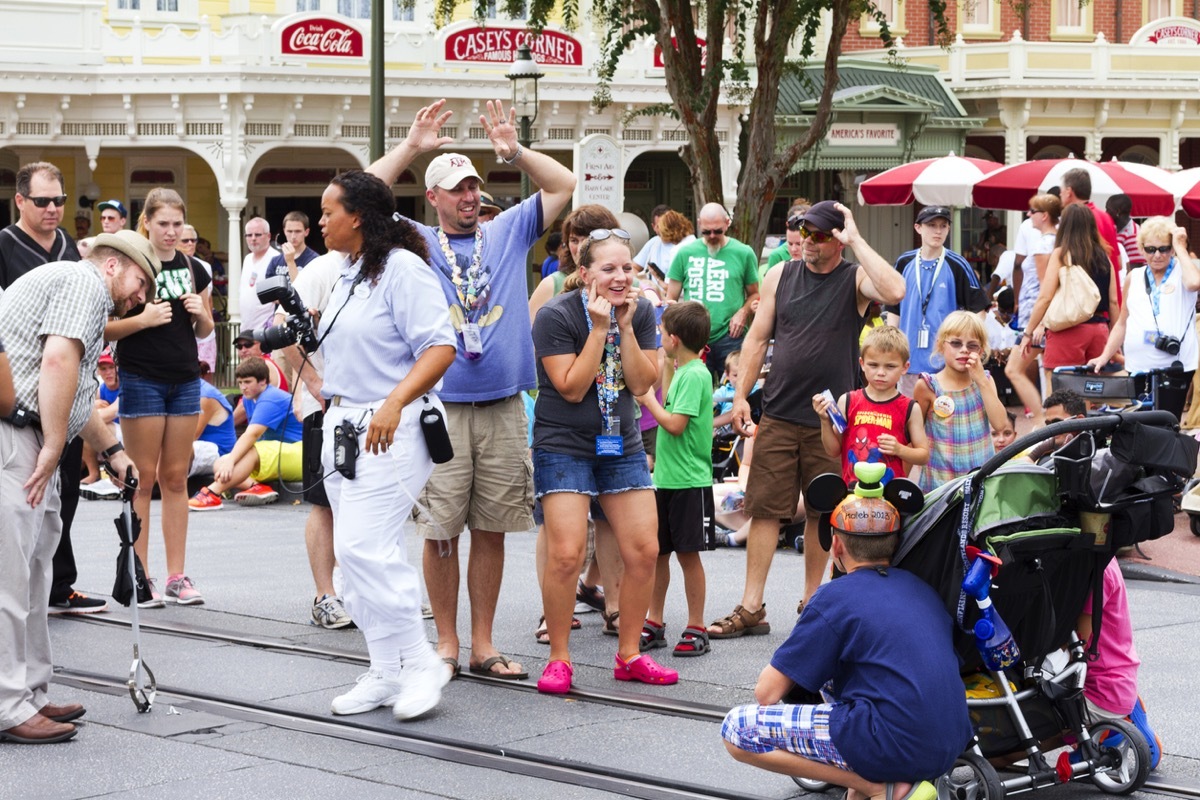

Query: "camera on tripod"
<box><xmin>251</xmin><ymin>274</ymin><xmax>319</xmax><ymax>353</ymax></box>
<box><xmin>1154</xmin><ymin>333</ymin><xmax>1181</xmax><ymax>356</ymax></box>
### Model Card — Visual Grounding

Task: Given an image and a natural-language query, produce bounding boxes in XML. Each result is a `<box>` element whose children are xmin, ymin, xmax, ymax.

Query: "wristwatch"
<box><xmin>99</xmin><ymin>442</ymin><xmax>125</xmax><ymax>461</ymax></box>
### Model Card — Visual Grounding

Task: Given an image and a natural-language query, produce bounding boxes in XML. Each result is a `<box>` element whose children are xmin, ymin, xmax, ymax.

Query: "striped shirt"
<box><xmin>0</xmin><ymin>260</ymin><xmax>112</xmax><ymax>439</ymax></box>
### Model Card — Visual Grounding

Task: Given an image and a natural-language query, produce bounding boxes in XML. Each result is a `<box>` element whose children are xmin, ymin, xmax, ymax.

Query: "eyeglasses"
<box><xmin>588</xmin><ymin>228</ymin><xmax>631</xmax><ymax>242</ymax></box>
<box><xmin>23</xmin><ymin>194</ymin><xmax>68</xmax><ymax>208</ymax></box>
<box><xmin>179</xmin><ymin>237</ymin><xmax>197</xmax><ymax>244</ymax></box>
<box><xmin>1029</xmin><ymin>208</ymin><xmax>1045</xmax><ymax>215</ymax></box>
<box><xmin>1144</xmin><ymin>245</ymin><xmax>1172</xmax><ymax>255</ymax></box>
<box><xmin>946</xmin><ymin>338</ymin><xmax>982</xmax><ymax>353</ymax></box>
<box><xmin>234</xmin><ymin>342</ymin><xmax>255</xmax><ymax>350</ymax></box>
<box><xmin>798</xmin><ymin>227</ymin><xmax>835</xmax><ymax>244</ymax></box>
<box><xmin>700</xmin><ymin>228</ymin><xmax>727</xmax><ymax>237</ymax></box>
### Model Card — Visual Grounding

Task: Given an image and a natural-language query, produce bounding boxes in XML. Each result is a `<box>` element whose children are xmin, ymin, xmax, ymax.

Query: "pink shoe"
<box><xmin>537</xmin><ymin>660</ymin><xmax>574</xmax><ymax>694</ymax></box>
<box><xmin>614</xmin><ymin>652</ymin><xmax>678</xmax><ymax>685</ymax></box>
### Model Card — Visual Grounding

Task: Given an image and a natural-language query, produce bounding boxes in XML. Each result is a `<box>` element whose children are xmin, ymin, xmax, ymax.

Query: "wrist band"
<box><xmin>100</xmin><ymin>441</ymin><xmax>125</xmax><ymax>461</ymax></box>
<box><xmin>503</xmin><ymin>144</ymin><xmax>523</xmax><ymax>165</ymax></box>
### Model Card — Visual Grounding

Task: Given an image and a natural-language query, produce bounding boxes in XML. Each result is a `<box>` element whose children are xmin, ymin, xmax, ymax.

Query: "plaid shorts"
<box><xmin>721</xmin><ymin>703</ymin><xmax>850</xmax><ymax>770</ymax></box>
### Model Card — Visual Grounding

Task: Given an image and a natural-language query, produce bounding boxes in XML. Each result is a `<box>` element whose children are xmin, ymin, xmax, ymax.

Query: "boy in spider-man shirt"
<box><xmin>814</xmin><ymin>326</ymin><xmax>929</xmax><ymax>485</ymax></box>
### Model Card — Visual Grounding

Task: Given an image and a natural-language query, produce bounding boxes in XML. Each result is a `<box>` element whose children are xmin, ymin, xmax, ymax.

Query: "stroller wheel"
<box><xmin>935</xmin><ymin>752</ymin><xmax>1003</xmax><ymax>800</ymax></box>
<box><xmin>1086</xmin><ymin>718</ymin><xmax>1151</xmax><ymax>794</ymax></box>
<box><xmin>791</xmin><ymin>777</ymin><xmax>832</xmax><ymax>792</ymax></box>
<box><xmin>1190</xmin><ymin>515</ymin><xmax>1200</xmax><ymax>537</ymax></box>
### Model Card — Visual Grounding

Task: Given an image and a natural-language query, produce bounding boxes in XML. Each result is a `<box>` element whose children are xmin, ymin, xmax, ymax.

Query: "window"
<box><xmin>1146</xmin><ymin>0</ymin><xmax>1173</xmax><ymax>20</ymax></box>
<box><xmin>394</xmin><ymin>1</ymin><xmax>415</xmax><ymax>20</ymax></box>
<box><xmin>959</xmin><ymin>0</ymin><xmax>1001</xmax><ymax>36</ymax></box>
<box><xmin>117</xmin><ymin>0</ymin><xmax>179</xmax><ymax>8</ymax></box>
<box><xmin>338</xmin><ymin>0</ymin><xmax>370</xmax><ymax>18</ymax></box>
<box><xmin>109</xmin><ymin>0</ymin><xmax>195</xmax><ymax>24</ymax></box>
<box><xmin>963</xmin><ymin>0</ymin><xmax>989</xmax><ymax>26</ymax></box>
<box><xmin>859</xmin><ymin>0</ymin><xmax>906</xmax><ymax>37</ymax></box>
<box><xmin>485</xmin><ymin>0</ymin><xmax>527</xmax><ymax>19</ymax></box>
<box><xmin>1051</xmin><ymin>0</ymin><xmax>1091</xmax><ymax>37</ymax></box>
<box><xmin>296</xmin><ymin>0</ymin><xmax>320</xmax><ymax>10</ymax></box>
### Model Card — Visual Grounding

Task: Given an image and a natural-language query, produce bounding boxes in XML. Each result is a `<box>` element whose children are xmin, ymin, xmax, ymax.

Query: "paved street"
<box><xmin>3</xmin><ymin>489</ymin><xmax>1200</xmax><ymax>799</ymax></box>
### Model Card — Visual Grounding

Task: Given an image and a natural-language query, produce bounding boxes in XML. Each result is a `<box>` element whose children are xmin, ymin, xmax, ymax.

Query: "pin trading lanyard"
<box><xmin>1145</xmin><ymin>259</ymin><xmax>1175</xmax><ymax>320</ymax></box>
<box><xmin>580</xmin><ymin>289</ymin><xmax>622</xmax><ymax>433</ymax></box>
<box><xmin>917</xmin><ymin>248</ymin><xmax>948</xmax><ymax>328</ymax></box>
<box><xmin>436</xmin><ymin>226</ymin><xmax>484</xmax><ymax>319</ymax></box>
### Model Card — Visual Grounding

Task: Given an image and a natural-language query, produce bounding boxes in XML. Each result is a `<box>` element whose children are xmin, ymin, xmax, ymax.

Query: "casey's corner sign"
<box><xmin>444</xmin><ymin>26</ymin><xmax>583</xmax><ymax>66</ymax></box>
<box><xmin>279</xmin><ymin>16</ymin><xmax>364</xmax><ymax>58</ymax></box>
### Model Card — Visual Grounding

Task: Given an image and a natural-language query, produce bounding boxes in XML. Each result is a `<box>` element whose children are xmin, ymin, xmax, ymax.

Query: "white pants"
<box><xmin>322</xmin><ymin>401</ymin><xmax>434</xmax><ymax>647</ymax></box>
<box><xmin>0</xmin><ymin>424</ymin><xmax>62</xmax><ymax>728</ymax></box>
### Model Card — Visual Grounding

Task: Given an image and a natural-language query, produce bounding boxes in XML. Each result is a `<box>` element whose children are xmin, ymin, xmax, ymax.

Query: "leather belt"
<box><xmin>463</xmin><ymin>394</ymin><xmax>516</xmax><ymax>408</ymax></box>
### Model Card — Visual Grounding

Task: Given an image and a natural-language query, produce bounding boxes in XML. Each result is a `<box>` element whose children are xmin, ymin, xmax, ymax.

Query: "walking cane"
<box><xmin>117</xmin><ymin>466</ymin><xmax>156</xmax><ymax>712</ymax></box>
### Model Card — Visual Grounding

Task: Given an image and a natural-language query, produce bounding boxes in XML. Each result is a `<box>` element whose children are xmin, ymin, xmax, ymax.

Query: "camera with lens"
<box><xmin>252</xmin><ymin>274</ymin><xmax>319</xmax><ymax>353</ymax></box>
<box><xmin>1154</xmin><ymin>334</ymin><xmax>1181</xmax><ymax>356</ymax></box>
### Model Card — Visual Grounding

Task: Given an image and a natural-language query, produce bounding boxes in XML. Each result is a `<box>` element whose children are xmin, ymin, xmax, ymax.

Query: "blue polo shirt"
<box><xmin>242</xmin><ymin>383</ymin><xmax>303</xmax><ymax>443</ymax></box>
<box><xmin>198</xmin><ymin>380</ymin><xmax>237</xmax><ymax>455</ymax></box>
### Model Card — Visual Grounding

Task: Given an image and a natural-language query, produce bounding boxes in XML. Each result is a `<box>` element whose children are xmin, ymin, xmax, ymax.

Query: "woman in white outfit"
<box><xmin>1088</xmin><ymin>217</ymin><xmax>1200</xmax><ymax>421</ymax></box>
<box><xmin>316</xmin><ymin>170</ymin><xmax>457</xmax><ymax>721</ymax></box>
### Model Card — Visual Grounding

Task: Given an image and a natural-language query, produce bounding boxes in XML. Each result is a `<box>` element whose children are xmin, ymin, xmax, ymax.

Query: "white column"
<box><xmin>222</xmin><ymin>198</ymin><xmax>246</xmax><ymax>327</ymax></box>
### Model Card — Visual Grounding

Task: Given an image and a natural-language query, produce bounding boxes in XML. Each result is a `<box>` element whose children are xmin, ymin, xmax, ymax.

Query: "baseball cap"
<box><xmin>479</xmin><ymin>190</ymin><xmax>503</xmax><ymax>214</ymax></box>
<box><xmin>97</xmin><ymin>199</ymin><xmax>128</xmax><ymax>218</ymax></box>
<box><xmin>233</xmin><ymin>333</ymin><xmax>255</xmax><ymax>345</ymax></box>
<box><xmin>916</xmin><ymin>205</ymin><xmax>952</xmax><ymax>224</ymax></box>
<box><xmin>425</xmin><ymin>154</ymin><xmax>483</xmax><ymax>191</ymax></box>
<box><xmin>98</xmin><ymin>349</ymin><xmax>114</xmax><ymax>366</ymax></box>
<box><xmin>90</xmin><ymin>231</ymin><xmax>160</xmax><ymax>297</ymax></box>
<box><xmin>800</xmin><ymin>200</ymin><xmax>845</xmax><ymax>233</ymax></box>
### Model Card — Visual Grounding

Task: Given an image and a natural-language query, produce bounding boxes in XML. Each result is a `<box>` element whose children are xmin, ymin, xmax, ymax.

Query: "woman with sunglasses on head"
<box><xmin>105</xmin><ymin>187</ymin><xmax>213</xmax><ymax>606</ymax></box>
<box><xmin>1021</xmin><ymin>204</ymin><xmax>1120</xmax><ymax>388</ymax></box>
<box><xmin>316</xmin><ymin>170</ymin><xmax>457</xmax><ymax>721</ymax></box>
<box><xmin>528</xmin><ymin>204</ymin><xmax>621</xmax><ymax>320</ymax></box>
<box><xmin>532</xmin><ymin>227</ymin><xmax>670</xmax><ymax>693</ymax></box>
<box><xmin>1086</xmin><ymin>218</ymin><xmax>1200</xmax><ymax>421</ymax></box>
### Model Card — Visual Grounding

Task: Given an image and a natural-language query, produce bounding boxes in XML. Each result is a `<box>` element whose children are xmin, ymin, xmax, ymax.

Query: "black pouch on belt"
<box><xmin>420</xmin><ymin>401</ymin><xmax>454</xmax><ymax>464</ymax></box>
<box><xmin>333</xmin><ymin>423</ymin><xmax>358</xmax><ymax>479</ymax></box>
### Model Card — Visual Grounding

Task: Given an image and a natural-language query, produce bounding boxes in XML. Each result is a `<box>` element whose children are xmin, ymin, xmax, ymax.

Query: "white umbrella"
<box><xmin>858</xmin><ymin>153</ymin><xmax>1002</xmax><ymax>208</ymax></box>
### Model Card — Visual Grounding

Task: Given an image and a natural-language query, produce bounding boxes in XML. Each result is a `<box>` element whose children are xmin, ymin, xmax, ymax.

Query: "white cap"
<box><xmin>425</xmin><ymin>153</ymin><xmax>483</xmax><ymax>191</ymax></box>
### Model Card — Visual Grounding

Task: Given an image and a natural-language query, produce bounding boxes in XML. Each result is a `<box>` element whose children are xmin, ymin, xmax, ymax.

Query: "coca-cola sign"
<box><xmin>281</xmin><ymin>18</ymin><xmax>364</xmax><ymax>58</ymax></box>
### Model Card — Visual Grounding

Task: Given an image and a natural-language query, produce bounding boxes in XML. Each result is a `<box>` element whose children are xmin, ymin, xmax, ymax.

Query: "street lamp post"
<box><xmin>507</xmin><ymin>44</ymin><xmax>543</xmax><ymax>201</ymax></box>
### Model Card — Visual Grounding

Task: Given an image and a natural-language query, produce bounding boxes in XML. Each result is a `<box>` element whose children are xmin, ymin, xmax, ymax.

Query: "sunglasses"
<box><xmin>946</xmin><ymin>338</ymin><xmax>982</xmax><ymax>353</ymax></box>
<box><xmin>1144</xmin><ymin>245</ymin><xmax>1172</xmax><ymax>255</ymax></box>
<box><xmin>24</xmin><ymin>194</ymin><xmax>68</xmax><ymax>208</ymax></box>
<box><xmin>700</xmin><ymin>228</ymin><xmax>727</xmax><ymax>237</ymax></box>
<box><xmin>785</xmin><ymin>215</ymin><xmax>805</xmax><ymax>232</ymax></box>
<box><xmin>798</xmin><ymin>227</ymin><xmax>835</xmax><ymax>244</ymax></box>
<box><xmin>588</xmin><ymin>228</ymin><xmax>631</xmax><ymax>242</ymax></box>
<box><xmin>179</xmin><ymin>237</ymin><xmax>197</xmax><ymax>244</ymax></box>
<box><xmin>234</xmin><ymin>342</ymin><xmax>255</xmax><ymax>350</ymax></box>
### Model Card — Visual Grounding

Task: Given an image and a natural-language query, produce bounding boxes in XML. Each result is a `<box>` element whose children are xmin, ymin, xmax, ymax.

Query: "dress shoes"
<box><xmin>40</xmin><ymin>702</ymin><xmax>86</xmax><ymax>723</ymax></box>
<box><xmin>0</xmin><ymin>713</ymin><xmax>77</xmax><ymax>744</ymax></box>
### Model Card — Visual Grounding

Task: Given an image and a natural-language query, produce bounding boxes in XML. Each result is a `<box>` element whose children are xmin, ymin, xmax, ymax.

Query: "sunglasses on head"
<box><xmin>1144</xmin><ymin>245</ymin><xmax>1172</xmax><ymax>255</ymax></box>
<box><xmin>588</xmin><ymin>228</ymin><xmax>631</xmax><ymax>242</ymax></box>
<box><xmin>798</xmin><ymin>227</ymin><xmax>835</xmax><ymax>244</ymax></box>
<box><xmin>24</xmin><ymin>194</ymin><xmax>68</xmax><ymax>208</ymax></box>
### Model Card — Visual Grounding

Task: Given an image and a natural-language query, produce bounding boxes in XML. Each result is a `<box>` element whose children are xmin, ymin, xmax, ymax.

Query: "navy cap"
<box><xmin>916</xmin><ymin>205</ymin><xmax>952</xmax><ymax>224</ymax></box>
<box><xmin>800</xmin><ymin>200</ymin><xmax>845</xmax><ymax>233</ymax></box>
<box><xmin>97</xmin><ymin>199</ymin><xmax>128</xmax><ymax>218</ymax></box>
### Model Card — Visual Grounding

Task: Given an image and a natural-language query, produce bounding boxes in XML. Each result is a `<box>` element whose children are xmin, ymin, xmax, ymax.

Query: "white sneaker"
<box><xmin>81</xmin><ymin>478</ymin><xmax>121</xmax><ymax>500</ymax></box>
<box><xmin>392</xmin><ymin>652</ymin><xmax>443</xmax><ymax>721</ymax></box>
<box><xmin>331</xmin><ymin>669</ymin><xmax>403</xmax><ymax>716</ymax></box>
<box><xmin>311</xmin><ymin>594</ymin><xmax>354</xmax><ymax>629</ymax></box>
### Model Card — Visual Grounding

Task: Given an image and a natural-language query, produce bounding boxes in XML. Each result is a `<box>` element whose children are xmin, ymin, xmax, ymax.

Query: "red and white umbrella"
<box><xmin>971</xmin><ymin>157</ymin><xmax>1177</xmax><ymax>217</ymax></box>
<box><xmin>1172</xmin><ymin>167</ymin><xmax>1200</xmax><ymax>217</ymax></box>
<box><xmin>857</xmin><ymin>154</ymin><xmax>1003</xmax><ymax>207</ymax></box>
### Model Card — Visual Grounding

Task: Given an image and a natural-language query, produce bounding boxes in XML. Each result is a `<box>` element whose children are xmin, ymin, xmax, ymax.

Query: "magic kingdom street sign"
<box><xmin>280</xmin><ymin>16</ymin><xmax>364</xmax><ymax>58</ymax></box>
<box><xmin>443</xmin><ymin>26</ymin><xmax>583</xmax><ymax>66</ymax></box>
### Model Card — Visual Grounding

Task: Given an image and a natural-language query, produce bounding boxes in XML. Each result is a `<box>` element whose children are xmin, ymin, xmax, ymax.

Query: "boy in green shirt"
<box><xmin>636</xmin><ymin>301</ymin><xmax>715</xmax><ymax>657</ymax></box>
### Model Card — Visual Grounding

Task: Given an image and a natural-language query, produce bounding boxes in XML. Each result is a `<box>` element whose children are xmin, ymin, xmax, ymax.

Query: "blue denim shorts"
<box><xmin>118</xmin><ymin>369</ymin><xmax>201</xmax><ymax>418</ymax></box>
<box><xmin>532</xmin><ymin>448</ymin><xmax>653</xmax><ymax>499</ymax></box>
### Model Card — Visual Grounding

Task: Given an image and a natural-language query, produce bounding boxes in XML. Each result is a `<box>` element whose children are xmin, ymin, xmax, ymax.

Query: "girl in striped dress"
<box><xmin>915</xmin><ymin>311</ymin><xmax>1009</xmax><ymax>492</ymax></box>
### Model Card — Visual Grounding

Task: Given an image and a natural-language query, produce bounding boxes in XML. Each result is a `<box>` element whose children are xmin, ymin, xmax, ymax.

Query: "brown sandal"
<box><xmin>601</xmin><ymin>609</ymin><xmax>620</xmax><ymax>636</ymax></box>
<box><xmin>707</xmin><ymin>603</ymin><xmax>770</xmax><ymax>639</ymax></box>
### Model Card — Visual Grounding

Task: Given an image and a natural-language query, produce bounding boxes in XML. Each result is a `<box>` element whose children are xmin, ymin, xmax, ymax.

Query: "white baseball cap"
<box><xmin>425</xmin><ymin>153</ymin><xmax>483</xmax><ymax>191</ymax></box>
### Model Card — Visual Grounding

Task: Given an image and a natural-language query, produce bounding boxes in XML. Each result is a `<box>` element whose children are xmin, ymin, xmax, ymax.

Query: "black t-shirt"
<box><xmin>0</xmin><ymin>225</ymin><xmax>81</xmax><ymax>289</ymax></box>
<box><xmin>116</xmin><ymin>251</ymin><xmax>211</xmax><ymax>383</ymax></box>
<box><xmin>532</xmin><ymin>290</ymin><xmax>658</xmax><ymax>458</ymax></box>
<box><xmin>264</xmin><ymin>246</ymin><xmax>319</xmax><ymax>279</ymax></box>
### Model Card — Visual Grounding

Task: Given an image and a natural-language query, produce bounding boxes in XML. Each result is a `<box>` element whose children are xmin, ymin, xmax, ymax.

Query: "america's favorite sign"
<box><xmin>281</xmin><ymin>18</ymin><xmax>364</xmax><ymax>58</ymax></box>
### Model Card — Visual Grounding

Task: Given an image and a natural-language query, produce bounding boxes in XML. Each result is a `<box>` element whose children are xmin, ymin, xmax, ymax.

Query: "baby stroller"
<box><xmin>1051</xmin><ymin>365</ymin><xmax>1188</xmax><ymax>413</ymax></box>
<box><xmin>712</xmin><ymin>387</ymin><xmax>763</xmax><ymax>483</ymax></box>
<box><xmin>889</xmin><ymin>410</ymin><xmax>1195</xmax><ymax>798</ymax></box>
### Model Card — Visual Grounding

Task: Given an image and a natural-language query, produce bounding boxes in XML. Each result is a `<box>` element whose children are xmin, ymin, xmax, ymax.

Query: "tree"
<box><xmin>434</xmin><ymin>0</ymin><xmax>948</xmax><ymax>253</ymax></box>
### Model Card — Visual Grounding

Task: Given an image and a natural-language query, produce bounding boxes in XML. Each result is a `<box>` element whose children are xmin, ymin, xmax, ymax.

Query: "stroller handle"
<box><xmin>974</xmin><ymin>410</ymin><xmax>1179</xmax><ymax>484</ymax></box>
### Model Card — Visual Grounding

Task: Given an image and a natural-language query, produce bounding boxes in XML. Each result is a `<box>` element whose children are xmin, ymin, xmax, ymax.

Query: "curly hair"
<box><xmin>330</xmin><ymin>170</ymin><xmax>428</xmax><ymax>283</ymax></box>
<box><xmin>656</xmin><ymin>210</ymin><xmax>693</xmax><ymax>245</ymax></box>
<box><xmin>559</xmin><ymin>204</ymin><xmax>621</xmax><ymax>277</ymax></box>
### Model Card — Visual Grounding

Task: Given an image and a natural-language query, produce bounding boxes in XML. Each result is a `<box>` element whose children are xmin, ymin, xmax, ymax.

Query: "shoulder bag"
<box><xmin>1043</xmin><ymin>251</ymin><xmax>1101</xmax><ymax>332</ymax></box>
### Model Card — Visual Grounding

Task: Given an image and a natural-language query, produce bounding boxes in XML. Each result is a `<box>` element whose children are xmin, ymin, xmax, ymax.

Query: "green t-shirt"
<box><xmin>765</xmin><ymin>242</ymin><xmax>791</xmax><ymax>273</ymax></box>
<box><xmin>652</xmin><ymin>358</ymin><xmax>714</xmax><ymax>489</ymax></box>
<box><xmin>667</xmin><ymin>237</ymin><xmax>760</xmax><ymax>343</ymax></box>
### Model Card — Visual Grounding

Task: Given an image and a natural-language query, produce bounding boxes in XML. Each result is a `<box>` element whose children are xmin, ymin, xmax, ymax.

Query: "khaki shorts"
<box><xmin>744</xmin><ymin>416</ymin><xmax>839</xmax><ymax>521</ymax></box>
<box><xmin>250</xmin><ymin>440</ymin><xmax>304</xmax><ymax>483</ymax></box>
<box><xmin>415</xmin><ymin>396</ymin><xmax>534</xmax><ymax>540</ymax></box>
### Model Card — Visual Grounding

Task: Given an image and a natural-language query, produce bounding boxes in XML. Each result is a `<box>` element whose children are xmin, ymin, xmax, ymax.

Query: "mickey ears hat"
<box><xmin>830</xmin><ymin>462</ymin><xmax>900</xmax><ymax>537</ymax></box>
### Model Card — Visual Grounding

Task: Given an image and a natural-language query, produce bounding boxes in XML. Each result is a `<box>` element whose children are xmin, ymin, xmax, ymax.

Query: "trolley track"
<box><xmin>60</xmin><ymin>612</ymin><xmax>729</xmax><ymax>722</ymax></box>
<box><xmin>54</xmin><ymin>667</ymin><xmax>763</xmax><ymax>800</ymax></box>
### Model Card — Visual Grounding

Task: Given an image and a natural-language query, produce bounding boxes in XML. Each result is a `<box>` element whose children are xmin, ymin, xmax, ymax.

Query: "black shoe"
<box><xmin>48</xmin><ymin>591</ymin><xmax>109</xmax><ymax>615</ymax></box>
<box><xmin>575</xmin><ymin>580</ymin><xmax>605</xmax><ymax>613</ymax></box>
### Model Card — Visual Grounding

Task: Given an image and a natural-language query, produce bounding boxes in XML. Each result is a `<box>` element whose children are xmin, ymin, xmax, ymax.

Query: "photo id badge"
<box><xmin>596</xmin><ymin>415</ymin><xmax>622</xmax><ymax>457</ymax></box>
<box><xmin>917</xmin><ymin>325</ymin><xmax>930</xmax><ymax>350</ymax></box>
<box><xmin>462</xmin><ymin>322</ymin><xmax>483</xmax><ymax>356</ymax></box>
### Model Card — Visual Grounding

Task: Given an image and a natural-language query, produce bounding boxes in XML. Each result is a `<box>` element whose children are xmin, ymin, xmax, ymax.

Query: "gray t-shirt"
<box><xmin>532</xmin><ymin>289</ymin><xmax>657</xmax><ymax>458</ymax></box>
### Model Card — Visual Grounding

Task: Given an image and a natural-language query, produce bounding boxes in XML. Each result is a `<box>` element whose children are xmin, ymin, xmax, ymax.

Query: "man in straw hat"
<box><xmin>0</xmin><ymin>229</ymin><xmax>155</xmax><ymax>744</ymax></box>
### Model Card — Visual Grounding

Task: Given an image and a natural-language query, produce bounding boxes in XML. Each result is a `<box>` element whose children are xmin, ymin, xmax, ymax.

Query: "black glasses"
<box><xmin>700</xmin><ymin>227</ymin><xmax>726</xmax><ymax>237</ymax></box>
<box><xmin>798</xmin><ymin>227</ymin><xmax>835</xmax><ymax>244</ymax></box>
<box><xmin>588</xmin><ymin>228</ymin><xmax>631</xmax><ymax>242</ymax></box>
<box><xmin>23</xmin><ymin>194</ymin><xmax>68</xmax><ymax>208</ymax></box>
<box><xmin>234</xmin><ymin>342</ymin><xmax>255</xmax><ymax>350</ymax></box>
<box><xmin>1144</xmin><ymin>245</ymin><xmax>1172</xmax><ymax>255</ymax></box>
<box><xmin>179</xmin><ymin>237</ymin><xmax>197</xmax><ymax>244</ymax></box>
<box><xmin>786</xmin><ymin>215</ymin><xmax>806</xmax><ymax>231</ymax></box>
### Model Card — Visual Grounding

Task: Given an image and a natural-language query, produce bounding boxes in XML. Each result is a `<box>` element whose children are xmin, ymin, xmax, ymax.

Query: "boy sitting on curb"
<box><xmin>722</xmin><ymin>462</ymin><xmax>971</xmax><ymax>800</ymax></box>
